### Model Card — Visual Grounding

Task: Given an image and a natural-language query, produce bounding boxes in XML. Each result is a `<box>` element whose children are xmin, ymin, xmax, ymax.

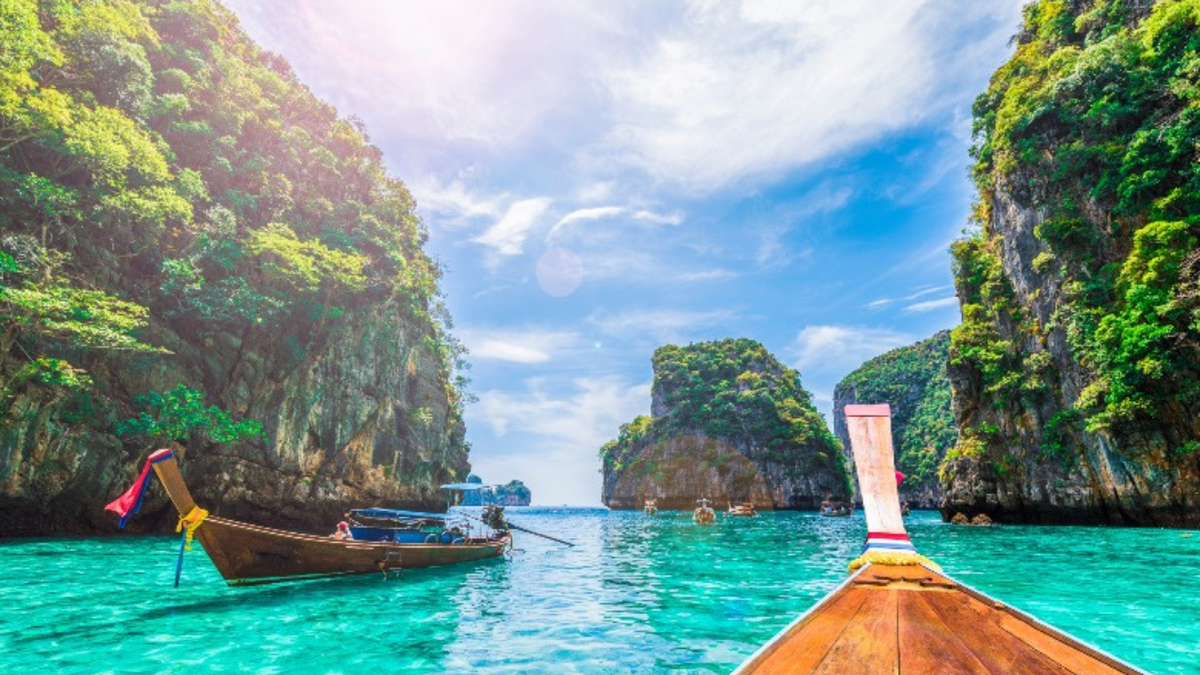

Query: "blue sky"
<box><xmin>223</xmin><ymin>0</ymin><xmax>1025</xmax><ymax>505</ymax></box>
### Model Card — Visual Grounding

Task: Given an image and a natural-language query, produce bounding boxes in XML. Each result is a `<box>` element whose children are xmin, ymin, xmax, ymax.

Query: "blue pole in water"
<box><xmin>174</xmin><ymin>528</ymin><xmax>187</xmax><ymax>588</ymax></box>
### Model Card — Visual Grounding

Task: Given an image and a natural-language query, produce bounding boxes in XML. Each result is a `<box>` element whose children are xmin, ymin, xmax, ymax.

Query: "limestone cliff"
<box><xmin>945</xmin><ymin>0</ymin><xmax>1199</xmax><ymax>526</ymax></box>
<box><xmin>832</xmin><ymin>331</ymin><xmax>955</xmax><ymax>509</ymax></box>
<box><xmin>0</xmin><ymin>0</ymin><xmax>468</xmax><ymax>536</ymax></box>
<box><xmin>601</xmin><ymin>339</ymin><xmax>851</xmax><ymax>510</ymax></box>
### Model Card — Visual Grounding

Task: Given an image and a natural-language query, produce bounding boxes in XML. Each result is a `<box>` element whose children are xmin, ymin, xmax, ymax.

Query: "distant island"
<box><xmin>458</xmin><ymin>475</ymin><xmax>532</xmax><ymax>506</ymax></box>
<box><xmin>600</xmin><ymin>339</ymin><xmax>850</xmax><ymax>510</ymax></box>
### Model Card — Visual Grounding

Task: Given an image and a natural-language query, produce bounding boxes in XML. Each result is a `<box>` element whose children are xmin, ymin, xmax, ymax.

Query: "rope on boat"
<box><xmin>847</xmin><ymin>550</ymin><xmax>942</xmax><ymax>573</ymax></box>
<box><xmin>175</xmin><ymin>506</ymin><xmax>208</xmax><ymax>550</ymax></box>
<box><xmin>171</xmin><ymin>506</ymin><xmax>208</xmax><ymax>588</ymax></box>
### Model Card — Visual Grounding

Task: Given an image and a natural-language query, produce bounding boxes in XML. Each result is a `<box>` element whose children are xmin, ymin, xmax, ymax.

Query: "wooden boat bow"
<box><xmin>730</xmin><ymin>403</ymin><xmax>1148</xmax><ymax>675</ymax></box>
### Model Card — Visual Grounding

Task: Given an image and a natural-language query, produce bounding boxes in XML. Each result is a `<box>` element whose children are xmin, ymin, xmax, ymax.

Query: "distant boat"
<box><xmin>818</xmin><ymin>502</ymin><xmax>852</xmax><ymax>517</ymax></box>
<box><xmin>727</xmin><ymin>502</ymin><xmax>757</xmax><ymax>516</ymax></box>
<box><xmin>694</xmin><ymin>498</ymin><xmax>716</xmax><ymax>525</ymax></box>
<box><xmin>114</xmin><ymin>450</ymin><xmax>511</xmax><ymax>586</ymax></box>
<box><xmin>731</xmin><ymin>404</ymin><xmax>1148</xmax><ymax>675</ymax></box>
<box><xmin>644</xmin><ymin>498</ymin><xmax>658</xmax><ymax>515</ymax></box>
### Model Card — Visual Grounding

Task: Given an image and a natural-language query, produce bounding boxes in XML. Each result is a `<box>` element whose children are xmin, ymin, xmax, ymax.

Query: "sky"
<box><xmin>222</xmin><ymin>0</ymin><xmax>1026</xmax><ymax>506</ymax></box>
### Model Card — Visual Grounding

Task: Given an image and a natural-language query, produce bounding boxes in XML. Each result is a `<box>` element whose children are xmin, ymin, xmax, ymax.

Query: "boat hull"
<box><xmin>147</xmin><ymin>452</ymin><xmax>509</xmax><ymax>586</ymax></box>
<box><xmin>194</xmin><ymin>516</ymin><xmax>510</xmax><ymax>585</ymax></box>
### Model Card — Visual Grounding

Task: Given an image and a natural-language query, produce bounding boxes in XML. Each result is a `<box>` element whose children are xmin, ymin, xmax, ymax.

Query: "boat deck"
<box><xmin>734</xmin><ymin>564</ymin><xmax>1143</xmax><ymax>675</ymax></box>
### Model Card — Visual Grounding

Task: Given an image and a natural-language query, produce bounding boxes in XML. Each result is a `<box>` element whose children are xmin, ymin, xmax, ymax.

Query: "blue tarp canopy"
<box><xmin>349</xmin><ymin>508</ymin><xmax>447</xmax><ymax>520</ymax></box>
<box><xmin>439</xmin><ymin>483</ymin><xmax>495</xmax><ymax>491</ymax></box>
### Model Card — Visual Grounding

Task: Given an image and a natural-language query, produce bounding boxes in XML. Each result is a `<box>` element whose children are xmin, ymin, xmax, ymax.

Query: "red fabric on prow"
<box><xmin>105</xmin><ymin>449</ymin><xmax>174</xmax><ymax>527</ymax></box>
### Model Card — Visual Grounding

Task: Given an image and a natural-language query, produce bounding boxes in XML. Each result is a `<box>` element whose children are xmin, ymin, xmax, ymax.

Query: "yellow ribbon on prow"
<box><xmin>175</xmin><ymin>506</ymin><xmax>208</xmax><ymax>550</ymax></box>
<box><xmin>847</xmin><ymin>550</ymin><xmax>942</xmax><ymax>573</ymax></box>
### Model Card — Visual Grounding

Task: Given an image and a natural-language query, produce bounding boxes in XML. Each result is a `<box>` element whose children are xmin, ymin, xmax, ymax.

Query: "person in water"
<box><xmin>331</xmin><ymin>521</ymin><xmax>353</xmax><ymax>540</ymax></box>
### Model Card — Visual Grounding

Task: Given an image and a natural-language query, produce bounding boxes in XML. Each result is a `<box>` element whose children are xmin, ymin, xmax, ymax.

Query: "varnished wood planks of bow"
<box><xmin>731</xmin><ymin>404</ymin><xmax>1147</xmax><ymax>675</ymax></box>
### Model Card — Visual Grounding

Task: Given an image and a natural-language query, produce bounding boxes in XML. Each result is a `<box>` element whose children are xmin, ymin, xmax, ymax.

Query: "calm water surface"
<box><xmin>1</xmin><ymin>510</ymin><xmax>1196</xmax><ymax>674</ymax></box>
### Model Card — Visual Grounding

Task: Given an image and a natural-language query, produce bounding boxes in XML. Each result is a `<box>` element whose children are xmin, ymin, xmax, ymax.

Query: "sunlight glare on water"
<box><xmin>1</xmin><ymin>510</ymin><xmax>1196</xmax><ymax>674</ymax></box>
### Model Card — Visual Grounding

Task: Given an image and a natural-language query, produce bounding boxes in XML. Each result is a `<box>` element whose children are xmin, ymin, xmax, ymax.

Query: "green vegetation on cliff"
<box><xmin>955</xmin><ymin>0</ymin><xmax>1200</xmax><ymax>452</ymax></box>
<box><xmin>0</xmin><ymin>0</ymin><xmax>469</xmax><ymax>530</ymax></box>
<box><xmin>0</xmin><ymin>0</ymin><xmax>464</xmax><ymax>418</ymax></box>
<box><xmin>834</xmin><ymin>331</ymin><xmax>955</xmax><ymax>493</ymax></box>
<box><xmin>494</xmin><ymin>480</ymin><xmax>531</xmax><ymax>505</ymax></box>
<box><xmin>602</xmin><ymin>340</ymin><xmax>838</xmax><ymax>470</ymax></box>
<box><xmin>601</xmin><ymin>339</ymin><xmax>850</xmax><ymax>508</ymax></box>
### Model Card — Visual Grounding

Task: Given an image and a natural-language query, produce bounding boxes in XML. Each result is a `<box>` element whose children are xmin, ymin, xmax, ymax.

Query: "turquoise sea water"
<box><xmin>1</xmin><ymin>509</ymin><xmax>1197</xmax><ymax>675</ymax></box>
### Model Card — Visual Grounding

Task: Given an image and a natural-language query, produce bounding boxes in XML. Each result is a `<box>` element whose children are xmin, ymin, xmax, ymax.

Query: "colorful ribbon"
<box><xmin>175</xmin><ymin>505</ymin><xmax>208</xmax><ymax>550</ymax></box>
<box><xmin>104</xmin><ymin>449</ymin><xmax>174</xmax><ymax>528</ymax></box>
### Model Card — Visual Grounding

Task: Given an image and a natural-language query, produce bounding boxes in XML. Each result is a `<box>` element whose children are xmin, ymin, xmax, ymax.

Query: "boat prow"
<box><xmin>731</xmin><ymin>404</ymin><xmax>1147</xmax><ymax>675</ymax></box>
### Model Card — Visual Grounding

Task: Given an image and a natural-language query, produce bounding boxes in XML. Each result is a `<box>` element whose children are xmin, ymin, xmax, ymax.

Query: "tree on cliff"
<box><xmin>946</xmin><ymin>0</ymin><xmax>1200</xmax><ymax>525</ymax></box>
<box><xmin>834</xmin><ymin>331</ymin><xmax>955</xmax><ymax>498</ymax></box>
<box><xmin>0</xmin><ymin>0</ymin><xmax>469</xmax><ymax>533</ymax></box>
<box><xmin>0</xmin><ymin>0</ymin><xmax>464</xmax><ymax>413</ymax></box>
<box><xmin>601</xmin><ymin>339</ymin><xmax>850</xmax><ymax>509</ymax></box>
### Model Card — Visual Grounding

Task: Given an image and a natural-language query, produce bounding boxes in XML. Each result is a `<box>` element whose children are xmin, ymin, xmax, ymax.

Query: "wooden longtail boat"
<box><xmin>148</xmin><ymin>451</ymin><xmax>512</xmax><ymax>586</ymax></box>
<box><xmin>731</xmin><ymin>404</ymin><xmax>1147</xmax><ymax>675</ymax></box>
<box><xmin>728</xmin><ymin>502</ymin><xmax>758</xmax><ymax>516</ymax></box>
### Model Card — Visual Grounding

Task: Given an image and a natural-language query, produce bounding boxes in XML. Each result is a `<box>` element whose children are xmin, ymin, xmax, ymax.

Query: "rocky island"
<box><xmin>601</xmin><ymin>339</ymin><xmax>850</xmax><ymax>510</ymax></box>
<box><xmin>943</xmin><ymin>0</ymin><xmax>1200</xmax><ymax>527</ymax></box>
<box><xmin>0</xmin><ymin>0</ymin><xmax>469</xmax><ymax>536</ymax></box>
<box><xmin>833</xmin><ymin>331</ymin><xmax>956</xmax><ymax>509</ymax></box>
<box><xmin>457</xmin><ymin>475</ymin><xmax>532</xmax><ymax>506</ymax></box>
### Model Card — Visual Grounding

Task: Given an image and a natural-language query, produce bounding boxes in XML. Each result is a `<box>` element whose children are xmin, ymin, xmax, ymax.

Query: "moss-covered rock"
<box><xmin>947</xmin><ymin>0</ymin><xmax>1200</xmax><ymax>527</ymax></box>
<box><xmin>600</xmin><ymin>339</ymin><xmax>850</xmax><ymax>510</ymax></box>
<box><xmin>833</xmin><ymin>331</ymin><xmax>956</xmax><ymax>509</ymax></box>
<box><xmin>0</xmin><ymin>0</ymin><xmax>469</xmax><ymax>536</ymax></box>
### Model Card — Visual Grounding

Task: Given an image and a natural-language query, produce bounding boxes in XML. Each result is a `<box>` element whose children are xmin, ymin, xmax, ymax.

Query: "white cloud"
<box><xmin>677</xmin><ymin>268</ymin><xmax>737</xmax><ymax>282</ymax></box>
<box><xmin>789</xmin><ymin>325</ymin><xmax>915</xmax><ymax>372</ymax></box>
<box><xmin>904</xmin><ymin>285</ymin><xmax>952</xmax><ymax>301</ymax></box>
<box><xmin>631</xmin><ymin>209</ymin><xmax>683</xmax><ymax>226</ymax></box>
<box><xmin>410</xmin><ymin>175</ymin><xmax>503</xmax><ymax>228</ymax></box>
<box><xmin>865</xmin><ymin>285</ymin><xmax>952</xmax><ymax>311</ymax></box>
<box><xmin>548</xmin><ymin>206</ymin><xmax>684</xmax><ymax>242</ymax></box>
<box><xmin>459</xmin><ymin>328</ymin><xmax>581</xmax><ymax>364</ymax></box>
<box><xmin>904</xmin><ymin>296</ymin><xmax>959</xmax><ymax>313</ymax></box>
<box><xmin>577</xmin><ymin>181</ymin><xmax>617</xmax><ymax>202</ymax></box>
<box><xmin>587</xmin><ymin>307</ymin><xmax>739</xmax><ymax>344</ymax></box>
<box><xmin>600</xmin><ymin>1</ymin><xmax>934</xmax><ymax>188</ymax></box>
<box><xmin>227</xmin><ymin>0</ymin><xmax>1023</xmax><ymax>192</ymax></box>
<box><xmin>468</xmin><ymin>376</ymin><xmax>651</xmax><ymax>504</ymax></box>
<box><xmin>472</xmin><ymin>198</ymin><xmax>553</xmax><ymax>256</ymax></box>
<box><xmin>548</xmin><ymin>206</ymin><xmax>626</xmax><ymax>238</ymax></box>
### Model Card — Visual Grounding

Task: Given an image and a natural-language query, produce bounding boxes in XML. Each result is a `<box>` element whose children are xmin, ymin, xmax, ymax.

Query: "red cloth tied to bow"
<box><xmin>105</xmin><ymin>449</ymin><xmax>173</xmax><ymax>528</ymax></box>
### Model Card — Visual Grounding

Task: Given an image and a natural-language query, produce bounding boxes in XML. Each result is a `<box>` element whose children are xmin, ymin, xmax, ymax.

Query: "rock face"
<box><xmin>0</xmin><ymin>0</ymin><xmax>468</xmax><ymax>536</ymax></box>
<box><xmin>944</xmin><ymin>0</ymin><xmax>1200</xmax><ymax>527</ymax></box>
<box><xmin>0</xmin><ymin>269</ymin><xmax>469</xmax><ymax>539</ymax></box>
<box><xmin>601</xmin><ymin>339</ymin><xmax>850</xmax><ymax>510</ymax></box>
<box><xmin>832</xmin><ymin>331</ymin><xmax>956</xmax><ymax>509</ymax></box>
